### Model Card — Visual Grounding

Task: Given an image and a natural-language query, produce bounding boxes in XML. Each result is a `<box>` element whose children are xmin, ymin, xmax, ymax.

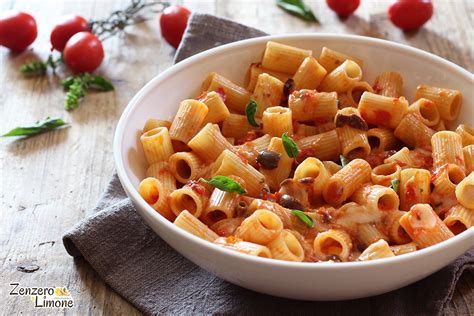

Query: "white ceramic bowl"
<box><xmin>114</xmin><ymin>34</ymin><xmax>474</xmax><ymax>300</ymax></box>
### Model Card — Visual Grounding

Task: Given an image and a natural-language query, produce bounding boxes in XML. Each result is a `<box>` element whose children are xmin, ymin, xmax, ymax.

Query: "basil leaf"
<box><xmin>2</xmin><ymin>117</ymin><xmax>68</xmax><ymax>137</ymax></box>
<box><xmin>89</xmin><ymin>75</ymin><xmax>114</xmax><ymax>91</ymax></box>
<box><xmin>291</xmin><ymin>210</ymin><xmax>314</xmax><ymax>228</ymax></box>
<box><xmin>390</xmin><ymin>179</ymin><xmax>400</xmax><ymax>192</ymax></box>
<box><xmin>282</xmin><ymin>132</ymin><xmax>299</xmax><ymax>158</ymax></box>
<box><xmin>340</xmin><ymin>155</ymin><xmax>349</xmax><ymax>167</ymax></box>
<box><xmin>276</xmin><ymin>0</ymin><xmax>320</xmax><ymax>23</ymax></box>
<box><xmin>245</xmin><ymin>100</ymin><xmax>260</xmax><ymax>127</ymax></box>
<box><xmin>200</xmin><ymin>176</ymin><xmax>246</xmax><ymax>194</ymax></box>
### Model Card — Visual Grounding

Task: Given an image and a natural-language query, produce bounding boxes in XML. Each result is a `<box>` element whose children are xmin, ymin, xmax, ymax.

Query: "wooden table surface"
<box><xmin>0</xmin><ymin>0</ymin><xmax>472</xmax><ymax>314</ymax></box>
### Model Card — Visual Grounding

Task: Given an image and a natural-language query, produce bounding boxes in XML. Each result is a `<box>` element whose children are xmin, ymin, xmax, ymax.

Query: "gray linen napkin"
<box><xmin>63</xmin><ymin>13</ymin><xmax>473</xmax><ymax>315</ymax></box>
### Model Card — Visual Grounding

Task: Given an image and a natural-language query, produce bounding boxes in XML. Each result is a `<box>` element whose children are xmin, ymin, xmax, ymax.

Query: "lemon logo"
<box><xmin>55</xmin><ymin>287</ymin><xmax>70</xmax><ymax>297</ymax></box>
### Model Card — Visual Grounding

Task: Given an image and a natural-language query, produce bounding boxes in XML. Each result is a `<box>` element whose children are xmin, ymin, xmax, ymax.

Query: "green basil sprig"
<box><xmin>282</xmin><ymin>132</ymin><xmax>299</xmax><ymax>158</ymax></box>
<box><xmin>276</xmin><ymin>0</ymin><xmax>320</xmax><ymax>23</ymax></box>
<box><xmin>291</xmin><ymin>210</ymin><xmax>314</xmax><ymax>228</ymax></box>
<box><xmin>200</xmin><ymin>176</ymin><xmax>246</xmax><ymax>194</ymax></box>
<box><xmin>2</xmin><ymin>117</ymin><xmax>68</xmax><ymax>137</ymax></box>
<box><xmin>62</xmin><ymin>73</ymin><xmax>114</xmax><ymax>110</ymax></box>
<box><xmin>245</xmin><ymin>100</ymin><xmax>260</xmax><ymax>127</ymax></box>
<box><xmin>390</xmin><ymin>179</ymin><xmax>400</xmax><ymax>192</ymax></box>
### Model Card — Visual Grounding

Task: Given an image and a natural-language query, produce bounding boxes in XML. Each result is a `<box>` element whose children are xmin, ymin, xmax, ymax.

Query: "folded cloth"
<box><xmin>63</xmin><ymin>13</ymin><xmax>473</xmax><ymax>315</ymax></box>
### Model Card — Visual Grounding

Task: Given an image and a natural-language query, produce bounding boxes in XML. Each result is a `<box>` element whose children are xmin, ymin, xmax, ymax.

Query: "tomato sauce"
<box><xmin>373</xmin><ymin>110</ymin><xmax>392</xmax><ymax>127</ymax></box>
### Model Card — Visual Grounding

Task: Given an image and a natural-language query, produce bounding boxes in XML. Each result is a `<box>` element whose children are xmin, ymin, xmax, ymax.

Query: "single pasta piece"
<box><xmin>261</xmin><ymin>41</ymin><xmax>312</xmax><ymax>74</ymax></box>
<box><xmin>351</xmin><ymin>184</ymin><xmax>400</xmax><ymax>213</ymax></box>
<box><xmin>288</xmin><ymin>90</ymin><xmax>338</xmax><ymax>123</ymax></box>
<box><xmin>385</xmin><ymin>210</ymin><xmax>412</xmax><ymax>244</ymax></box>
<box><xmin>221</xmin><ymin>113</ymin><xmax>260</xmax><ymax>139</ymax></box>
<box><xmin>390</xmin><ymin>242</ymin><xmax>417</xmax><ymax>256</ymax></box>
<box><xmin>140</xmin><ymin>127</ymin><xmax>174</xmax><ymax>164</ymax></box>
<box><xmin>169</xmin><ymin>152</ymin><xmax>207</xmax><ymax>183</ymax></box>
<box><xmin>294</xmin><ymin>123</ymin><xmax>318</xmax><ymax>137</ymax></box>
<box><xmin>463</xmin><ymin>145</ymin><xmax>474</xmax><ymax>173</ymax></box>
<box><xmin>371</xmin><ymin>161</ymin><xmax>401</xmax><ymax>187</ymax></box>
<box><xmin>138</xmin><ymin>177</ymin><xmax>175</xmax><ymax>220</ymax></box>
<box><xmin>367</xmin><ymin>128</ymin><xmax>397</xmax><ymax>152</ymax></box>
<box><xmin>292</xmin><ymin>56</ymin><xmax>327</xmax><ymax>90</ymax></box>
<box><xmin>294</xmin><ymin>157</ymin><xmax>330</xmax><ymax>200</ymax></box>
<box><xmin>188</xmin><ymin>123</ymin><xmax>234</xmax><ymax>162</ymax></box>
<box><xmin>252</xmin><ymin>73</ymin><xmax>284</xmax><ymax>117</ymax></box>
<box><xmin>346</xmin><ymin>81</ymin><xmax>374</xmax><ymax>107</ymax></box>
<box><xmin>384</xmin><ymin>147</ymin><xmax>414</xmax><ymax>168</ymax></box>
<box><xmin>372</xmin><ymin>71</ymin><xmax>403</xmax><ymax>98</ymax></box>
<box><xmin>246</xmin><ymin>198</ymin><xmax>294</xmax><ymax>229</ymax></box>
<box><xmin>212</xmin><ymin>149</ymin><xmax>266</xmax><ymax>197</ymax></box>
<box><xmin>431</xmin><ymin>164</ymin><xmax>466</xmax><ymax>215</ymax></box>
<box><xmin>262</xmin><ymin>106</ymin><xmax>293</xmax><ymax>137</ymax></box>
<box><xmin>335</xmin><ymin>107</ymin><xmax>370</xmax><ymax>160</ymax></box>
<box><xmin>200</xmin><ymin>91</ymin><xmax>230</xmax><ymax>124</ymax></box>
<box><xmin>203</xmin><ymin>188</ymin><xmax>240</xmax><ymax>225</ymax></box>
<box><xmin>314</xmin><ymin>122</ymin><xmax>336</xmax><ymax>134</ymax></box>
<box><xmin>261</xmin><ymin>137</ymin><xmax>294</xmax><ymax>191</ymax></box>
<box><xmin>323</xmin><ymin>159</ymin><xmax>372</xmax><ymax>206</ymax></box>
<box><xmin>318</xmin><ymin>47</ymin><xmax>364</xmax><ymax>73</ymax></box>
<box><xmin>455</xmin><ymin>124</ymin><xmax>474</xmax><ymax>146</ymax></box>
<box><xmin>399</xmin><ymin>168</ymin><xmax>431</xmax><ymax>211</ymax></box>
<box><xmin>313</xmin><ymin>229</ymin><xmax>353</xmax><ymax>262</ymax></box>
<box><xmin>296</xmin><ymin>129</ymin><xmax>342</xmax><ymax>161</ymax></box>
<box><xmin>358</xmin><ymin>239</ymin><xmax>395</xmax><ymax>261</ymax></box>
<box><xmin>323</xmin><ymin>161</ymin><xmax>342</xmax><ymax>175</ymax></box>
<box><xmin>213</xmin><ymin>237</ymin><xmax>272</xmax><ymax>258</ymax></box>
<box><xmin>455</xmin><ymin>172</ymin><xmax>474</xmax><ymax>209</ymax></box>
<box><xmin>399</xmin><ymin>204</ymin><xmax>454</xmax><ymax>249</ymax></box>
<box><xmin>211</xmin><ymin>218</ymin><xmax>245</xmax><ymax>237</ymax></box>
<box><xmin>408</xmin><ymin>98</ymin><xmax>440</xmax><ymax>127</ymax></box>
<box><xmin>143</xmin><ymin>119</ymin><xmax>172</xmax><ymax>133</ymax></box>
<box><xmin>236</xmin><ymin>209</ymin><xmax>284</xmax><ymax>244</ymax></box>
<box><xmin>431</xmin><ymin>131</ymin><xmax>465</xmax><ymax>171</ymax></box>
<box><xmin>202</xmin><ymin>72</ymin><xmax>251</xmax><ymax>114</ymax></box>
<box><xmin>357</xmin><ymin>223</ymin><xmax>389</xmax><ymax>248</ymax></box>
<box><xmin>174</xmin><ymin>210</ymin><xmax>219</xmax><ymax>242</ymax></box>
<box><xmin>394</xmin><ymin>113</ymin><xmax>434</xmax><ymax>150</ymax></box>
<box><xmin>443</xmin><ymin>204</ymin><xmax>473</xmax><ymax>235</ymax></box>
<box><xmin>415</xmin><ymin>84</ymin><xmax>462</xmax><ymax>121</ymax></box>
<box><xmin>318</xmin><ymin>60</ymin><xmax>362</xmax><ymax>93</ymax></box>
<box><xmin>169</xmin><ymin>182</ymin><xmax>210</xmax><ymax>218</ymax></box>
<box><xmin>246</xmin><ymin>63</ymin><xmax>290</xmax><ymax>92</ymax></box>
<box><xmin>267</xmin><ymin>230</ymin><xmax>305</xmax><ymax>262</ymax></box>
<box><xmin>169</xmin><ymin>99</ymin><xmax>208</xmax><ymax>143</ymax></box>
<box><xmin>358</xmin><ymin>92</ymin><xmax>409</xmax><ymax>129</ymax></box>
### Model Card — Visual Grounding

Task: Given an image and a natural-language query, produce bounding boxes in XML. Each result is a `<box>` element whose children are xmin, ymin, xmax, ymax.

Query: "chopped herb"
<box><xmin>2</xmin><ymin>117</ymin><xmax>68</xmax><ymax>137</ymax></box>
<box><xmin>20</xmin><ymin>54</ymin><xmax>60</xmax><ymax>76</ymax></box>
<box><xmin>276</xmin><ymin>0</ymin><xmax>320</xmax><ymax>23</ymax></box>
<box><xmin>200</xmin><ymin>176</ymin><xmax>246</xmax><ymax>194</ymax></box>
<box><xmin>282</xmin><ymin>132</ymin><xmax>299</xmax><ymax>158</ymax></box>
<box><xmin>62</xmin><ymin>73</ymin><xmax>114</xmax><ymax>110</ymax></box>
<box><xmin>291</xmin><ymin>210</ymin><xmax>314</xmax><ymax>228</ymax></box>
<box><xmin>245</xmin><ymin>100</ymin><xmax>260</xmax><ymax>127</ymax></box>
<box><xmin>390</xmin><ymin>179</ymin><xmax>400</xmax><ymax>192</ymax></box>
<box><xmin>340</xmin><ymin>155</ymin><xmax>349</xmax><ymax>167</ymax></box>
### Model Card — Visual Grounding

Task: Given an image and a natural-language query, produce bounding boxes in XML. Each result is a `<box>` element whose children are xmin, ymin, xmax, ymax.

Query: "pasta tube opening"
<box><xmin>236</xmin><ymin>209</ymin><xmax>283</xmax><ymax>244</ymax></box>
<box><xmin>267</xmin><ymin>230</ymin><xmax>305</xmax><ymax>262</ymax></box>
<box><xmin>313</xmin><ymin>229</ymin><xmax>352</xmax><ymax>261</ymax></box>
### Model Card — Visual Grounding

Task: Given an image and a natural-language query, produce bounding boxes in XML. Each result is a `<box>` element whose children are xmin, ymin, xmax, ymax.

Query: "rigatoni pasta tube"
<box><xmin>188</xmin><ymin>123</ymin><xmax>234</xmax><ymax>162</ymax></box>
<box><xmin>385</xmin><ymin>210</ymin><xmax>412</xmax><ymax>244</ymax></box>
<box><xmin>415</xmin><ymin>84</ymin><xmax>462</xmax><ymax>121</ymax></box>
<box><xmin>261</xmin><ymin>41</ymin><xmax>312</xmax><ymax>74</ymax></box>
<box><xmin>357</xmin><ymin>223</ymin><xmax>388</xmax><ymax>248</ymax></box>
<box><xmin>246</xmin><ymin>63</ymin><xmax>290</xmax><ymax>92</ymax></box>
<box><xmin>456</xmin><ymin>124</ymin><xmax>474</xmax><ymax>146</ymax></box>
<box><xmin>140</xmin><ymin>127</ymin><xmax>174</xmax><ymax>164</ymax></box>
<box><xmin>443</xmin><ymin>204</ymin><xmax>473</xmax><ymax>235</ymax></box>
<box><xmin>296</xmin><ymin>130</ymin><xmax>341</xmax><ymax>161</ymax></box>
<box><xmin>200</xmin><ymin>91</ymin><xmax>230</xmax><ymax>124</ymax></box>
<box><xmin>367</xmin><ymin>128</ymin><xmax>397</xmax><ymax>152</ymax></box>
<box><xmin>262</xmin><ymin>106</ymin><xmax>293</xmax><ymax>137</ymax></box>
<box><xmin>236</xmin><ymin>209</ymin><xmax>283</xmax><ymax>244</ymax></box>
<box><xmin>384</xmin><ymin>147</ymin><xmax>414</xmax><ymax>168</ymax></box>
<box><xmin>313</xmin><ymin>229</ymin><xmax>352</xmax><ymax>261</ymax></box>
<box><xmin>323</xmin><ymin>161</ymin><xmax>342</xmax><ymax>175</ymax></box>
<box><xmin>294</xmin><ymin>157</ymin><xmax>330</xmax><ymax>199</ymax></box>
<box><xmin>372</xmin><ymin>71</ymin><xmax>403</xmax><ymax>98</ymax></box>
<box><xmin>212</xmin><ymin>149</ymin><xmax>266</xmax><ymax>197</ymax></box>
<box><xmin>169</xmin><ymin>151</ymin><xmax>207</xmax><ymax>183</ymax></box>
<box><xmin>252</xmin><ymin>73</ymin><xmax>284</xmax><ymax>117</ymax></box>
<box><xmin>318</xmin><ymin>47</ymin><xmax>364</xmax><ymax>73</ymax></box>
<box><xmin>399</xmin><ymin>168</ymin><xmax>430</xmax><ymax>211</ymax></box>
<box><xmin>174</xmin><ymin>210</ymin><xmax>219</xmax><ymax>242</ymax></box>
<box><xmin>319</xmin><ymin>60</ymin><xmax>362</xmax><ymax>93</ymax></box>
<box><xmin>202</xmin><ymin>72</ymin><xmax>251</xmax><ymax>113</ymax></box>
<box><xmin>221</xmin><ymin>113</ymin><xmax>260</xmax><ymax>139</ymax></box>
<box><xmin>335</xmin><ymin>107</ymin><xmax>370</xmax><ymax>160</ymax></box>
<box><xmin>323</xmin><ymin>159</ymin><xmax>372</xmax><ymax>205</ymax></box>
<box><xmin>358</xmin><ymin>239</ymin><xmax>395</xmax><ymax>261</ymax></box>
<box><xmin>169</xmin><ymin>99</ymin><xmax>208</xmax><ymax>143</ymax></box>
<box><xmin>431</xmin><ymin>131</ymin><xmax>465</xmax><ymax>170</ymax></box>
<box><xmin>346</xmin><ymin>81</ymin><xmax>374</xmax><ymax>106</ymax></box>
<box><xmin>408</xmin><ymin>98</ymin><xmax>440</xmax><ymax>127</ymax></box>
<box><xmin>213</xmin><ymin>237</ymin><xmax>272</xmax><ymax>258</ymax></box>
<box><xmin>399</xmin><ymin>204</ymin><xmax>454</xmax><ymax>249</ymax></box>
<box><xmin>455</xmin><ymin>172</ymin><xmax>474</xmax><ymax>209</ymax></box>
<box><xmin>261</xmin><ymin>137</ymin><xmax>293</xmax><ymax>191</ymax></box>
<box><xmin>394</xmin><ymin>113</ymin><xmax>434</xmax><ymax>150</ymax></box>
<box><xmin>138</xmin><ymin>177</ymin><xmax>175</xmax><ymax>220</ymax></box>
<box><xmin>169</xmin><ymin>182</ymin><xmax>210</xmax><ymax>218</ymax></box>
<box><xmin>431</xmin><ymin>164</ymin><xmax>465</xmax><ymax>215</ymax></box>
<box><xmin>267</xmin><ymin>230</ymin><xmax>304</xmax><ymax>262</ymax></box>
<box><xmin>390</xmin><ymin>242</ymin><xmax>417</xmax><ymax>256</ymax></box>
<box><xmin>358</xmin><ymin>92</ymin><xmax>409</xmax><ymax>129</ymax></box>
<box><xmin>288</xmin><ymin>90</ymin><xmax>338</xmax><ymax>123</ymax></box>
<box><xmin>143</xmin><ymin>119</ymin><xmax>171</xmax><ymax>133</ymax></box>
<box><xmin>463</xmin><ymin>145</ymin><xmax>474</xmax><ymax>173</ymax></box>
<box><xmin>351</xmin><ymin>184</ymin><xmax>400</xmax><ymax>213</ymax></box>
<box><xmin>203</xmin><ymin>188</ymin><xmax>240</xmax><ymax>224</ymax></box>
<box><xmin>371</xmin><ymin>162</ymin><xmax>401</xmax><ymax>187</ymax></box>
<box><xmin>292</xmin><ymin>56</ymin><xmax>327</xmax><ymax>90</ymax></box>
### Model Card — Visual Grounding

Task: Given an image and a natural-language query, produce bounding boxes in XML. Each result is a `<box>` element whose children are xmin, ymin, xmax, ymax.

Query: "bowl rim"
<box><xmin>113</xmin><ymin>33</ymin><xmax>474</xmax><ymax>269</ymax></box>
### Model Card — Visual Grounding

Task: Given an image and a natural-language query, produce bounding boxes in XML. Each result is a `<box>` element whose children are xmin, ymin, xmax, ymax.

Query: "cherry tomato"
<box><xmin>51</xmin><ymin>14</ymin><xmax>89</xmax><ymax>51</ymax></box>
<box><xmin>63</xmin><ymin>32</ymin><xmax>104</xmax><ymax>73</ymax></box>
<box><xmin>159</xmin><ymin>5</ymin><xmax>191</xmax><ymax>49</ymax></box>
<box><xmin>326</xmin><ymin>0</ymin><xmax>360</xmax><ymax>17</ymax></box>
<box><xmin>0</xmin><ymin>11</ymin><xmax>37</xmax><ymax>52</ymax></box>
<box><xmin>388</xmin><ymin>0</ymin><xmax>433</xmax><ymax>31</ymax></box>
